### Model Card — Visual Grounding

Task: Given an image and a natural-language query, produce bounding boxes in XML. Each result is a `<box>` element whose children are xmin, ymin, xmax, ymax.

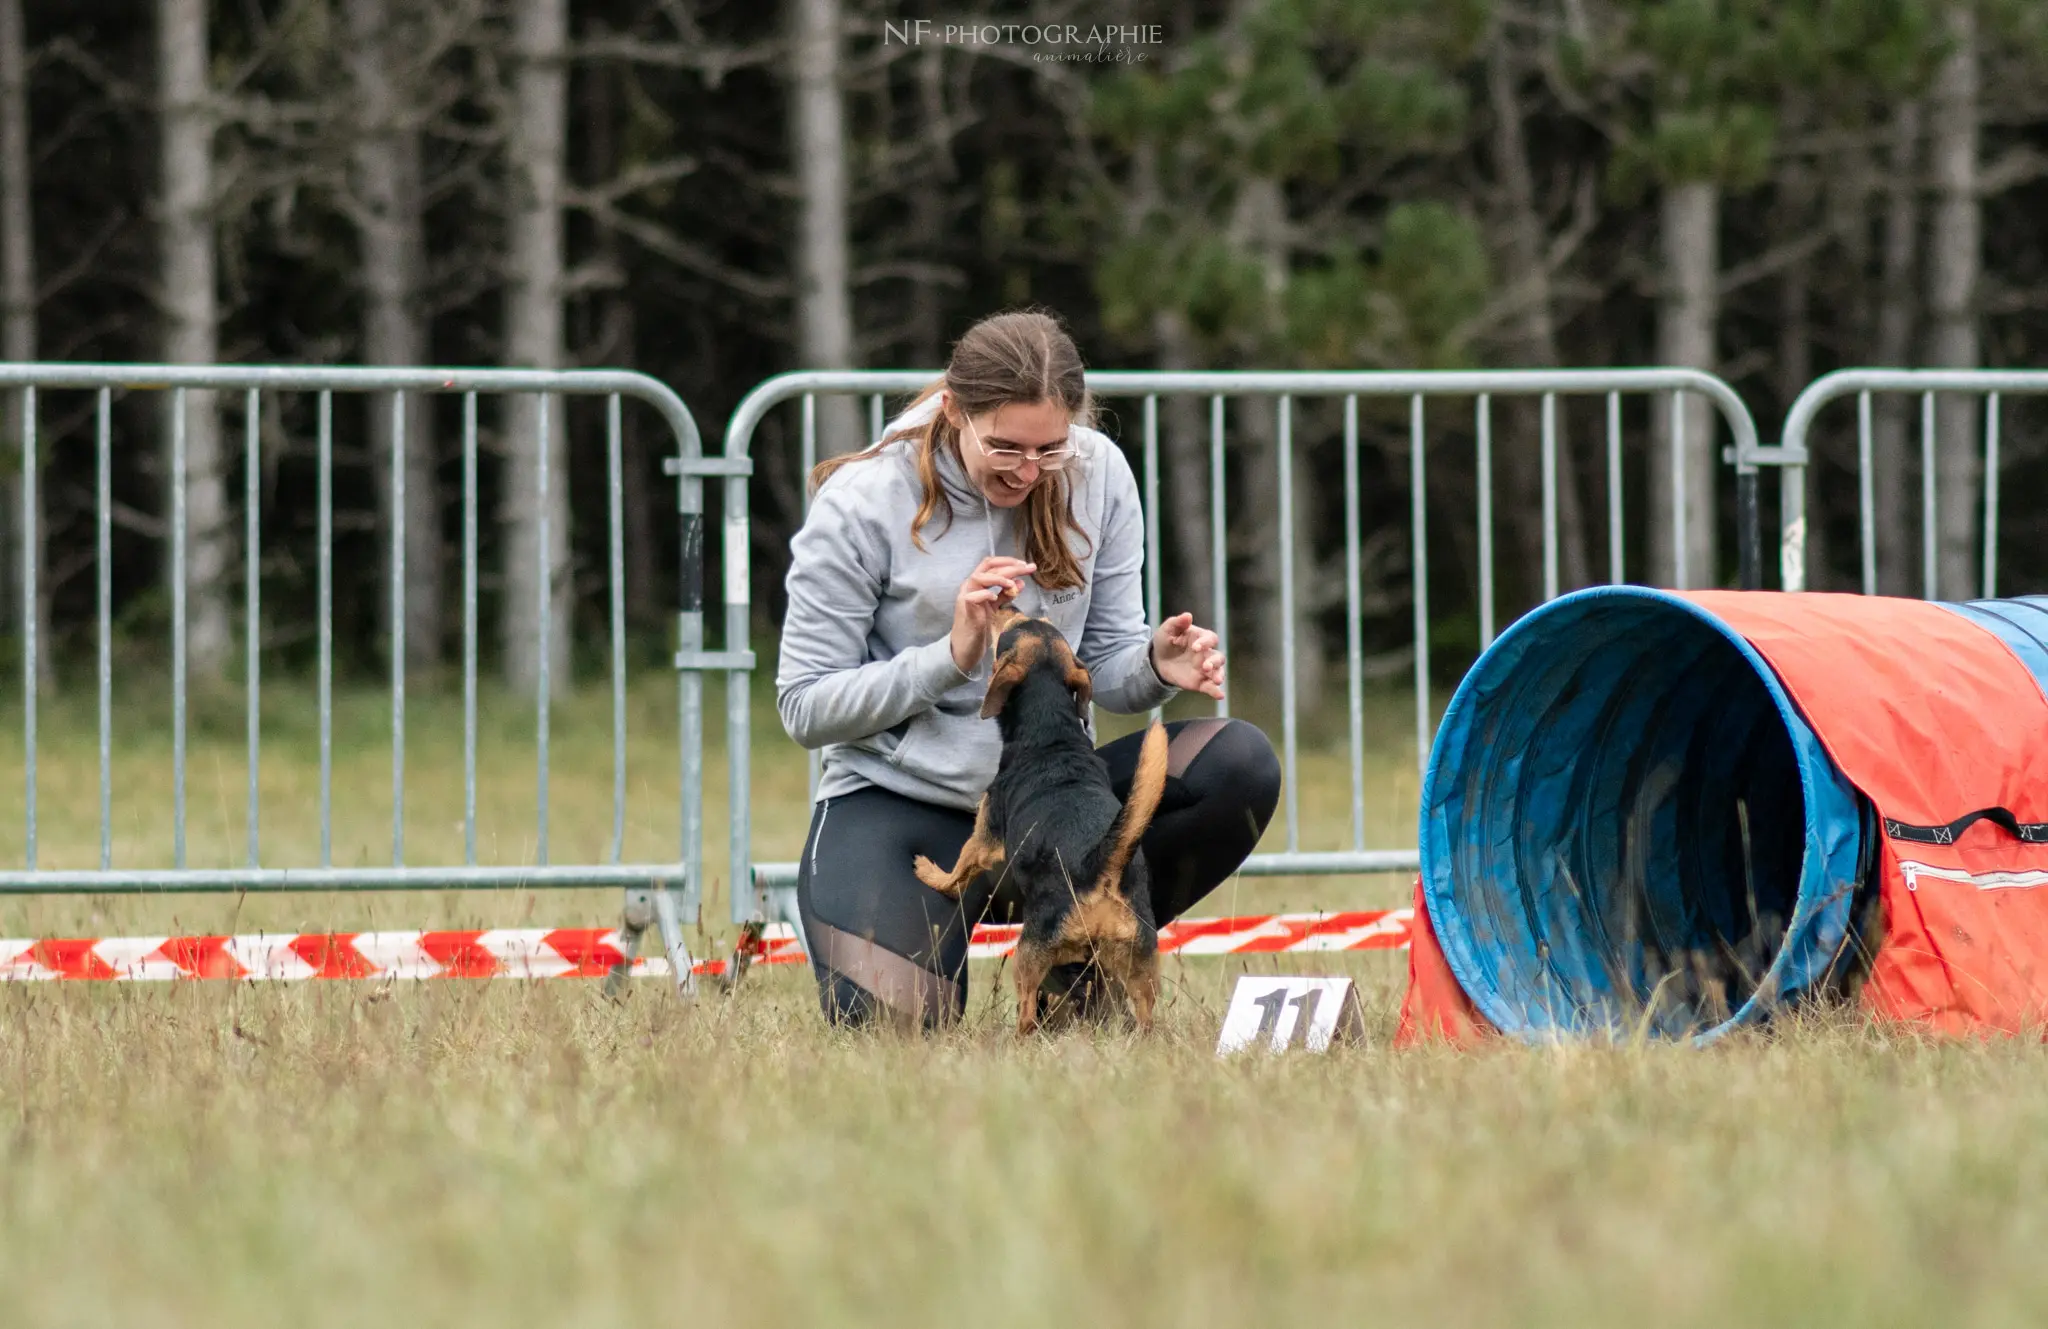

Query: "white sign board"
<box><xmin>1215</xmin><ymin>976</ymin><xmax>1366</xmax><ymax>1056</ymax></box>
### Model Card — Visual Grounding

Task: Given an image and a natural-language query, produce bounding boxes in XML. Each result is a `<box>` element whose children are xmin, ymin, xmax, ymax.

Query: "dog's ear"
<box><xmin>980</xmin><ymin>634</ymin><xmax>1040</xmax><ymax>719</ymax></box>
<box><xmin>980</xmin><ymin>655</ymin><xmax>1026</xmax><ymax>719</ymax></box>
<box><xmin>1053</xmin><ymin>639</ymin><xmax>1093</xmax><ymax>718</ymax></box>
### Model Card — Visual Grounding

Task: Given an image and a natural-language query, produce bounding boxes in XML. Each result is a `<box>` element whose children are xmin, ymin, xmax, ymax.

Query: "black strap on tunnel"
<box><xmin>1883</xmin><ymin>808</ymin><xmax>2048</xmax><ymax>846</ymax></box>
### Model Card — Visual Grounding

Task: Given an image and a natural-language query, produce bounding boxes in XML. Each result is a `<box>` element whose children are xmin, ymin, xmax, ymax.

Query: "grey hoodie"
<box><xmin>776</xmin><ymin>397</ymin><xmax>1177</xmax><ymax>811</ymax></box>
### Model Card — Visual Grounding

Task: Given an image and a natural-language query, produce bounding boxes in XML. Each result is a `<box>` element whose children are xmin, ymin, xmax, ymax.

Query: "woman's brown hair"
<box><xmin>808</xmin><ymin>308</ymin><xmax>1095</xmax><ymax>591</ymax></box>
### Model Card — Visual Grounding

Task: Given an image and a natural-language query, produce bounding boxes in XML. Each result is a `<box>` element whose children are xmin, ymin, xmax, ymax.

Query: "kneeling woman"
<box><xmin>776</xmin><ymin>309</ymin><xmax>1281</xmax><ymax>1028</ymax></box>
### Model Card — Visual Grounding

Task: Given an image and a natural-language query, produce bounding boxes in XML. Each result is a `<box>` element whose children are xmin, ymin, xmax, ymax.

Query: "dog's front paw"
<box><xmin>912</xmin><ymin>854</ymin><xmax>961</xmax><ymax>896</ymax></box>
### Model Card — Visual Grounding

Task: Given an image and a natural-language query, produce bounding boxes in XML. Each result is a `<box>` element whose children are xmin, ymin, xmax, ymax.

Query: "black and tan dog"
<box><xmin>913</xmin><ymin>609</ymin><xmax>1168</xmax><ymax>1034</ymax></box>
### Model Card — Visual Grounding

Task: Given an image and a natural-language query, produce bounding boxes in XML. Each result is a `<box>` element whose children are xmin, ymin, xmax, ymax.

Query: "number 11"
<box><xmin>1251</xmin><ymin>986</ymin><xmax>1324</xmax><ymax>1047</ymax></box>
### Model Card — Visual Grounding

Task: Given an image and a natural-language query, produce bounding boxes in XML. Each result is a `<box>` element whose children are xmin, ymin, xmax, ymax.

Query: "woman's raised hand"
<box><xmin>951</xmin><ymin>556</ymin><xmax>1036</xmax><ymax>673</ymax></box>
<box><xmin>1149</xmin><ymin>612</ymin><xmax>1226</xmax><ymax>700</ymax></box>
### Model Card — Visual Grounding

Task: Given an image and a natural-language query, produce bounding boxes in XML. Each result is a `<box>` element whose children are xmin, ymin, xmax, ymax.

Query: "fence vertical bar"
<box><xmin>1142</xmin><ymin>395</ymin><xmax>1162</xmax><ymax>725</ymax></box>
<box><xmin>802</xmin><ymin>394</ymin><xmax>820</xmax><ymax>799</ymax></box>
<box><xmin>171</xmin><ymin>387</ymin><xmax>187</xmax><ymax>869</ymax></box>
<box><xmin>1476</xmin><ymin>395</ymin><xmax>1495</xmax><ymax>646</ymax></box>
<box><xmin>536</xmin><ymin>393</ymin><xmax>551</xmax><ymax>865</ymax></box>
<box><xmin>1779</xmin><ymin>459</ymin><xmax>1807</xmax><ymax>594</ymax></box>
<box><xmin>1670</xmin><ymin>392</ymin><xmax>1687</xmax><ymax>590</ymax></box>
<box><xmin>1343</xmin><ymin>395</ymin><xmax>1365</xmax><ymax>853</ymax></box>
<box><xmin>608</xmin><ymin>395</ymin><xmax>627</xmax><ymax>864</ymax></box>
<box><xmin>1209</xmin><ymin>396</ymin><xmax>1229</xmax><ymax>720</ymax></box>
<box><xmin>1736</xmin><ymin>469</ymin><xmax>1762</xmax><ymax>592</ymax></box>
<box><xmin>20</xmin><ymin>386</ymin><xmax>34</xmax><ymax>870</ymax></box>
<box><xmin>1142</xmin><ymin>394</ymin><xmax>1161</xmax><ymax>625</ymax></box>
<box><xmin>462</xmin><ymin>392</ymin><xmax>478</xmax><ymax>866</ymax></box>
<box><xmin>1605</xmin><ymin>392</ymin><xmax>1624</xmax><ymax>585</ymax></box>
<box><xmin>318</xmin><ymin>390</ymin><xmax>332</xmax><ymax>866</ymax></box>
<box><xmin>1412</xmin><ymin>394</ymin><xmax>1430</xmax><ymax>779</ymax></box>
<box><xmin>390</xmin><ymin>392</ymin><xmax>406</xmax><ymax>867</ymax></box>
<box><xmin>1541</xmin><ymin>393</ymin><xmax>1559</xmax><ymax>601</ymax></box>
<box><xmin>1983</xmin><ymin>392</ymin><xmax>2000</xmax><ymax>600</ymax></box>
<box><xmin>96</xmin><ymin>389</ymin><xmax>111</xmax><ymax>870</ymax></box>
<box><xmin>725</xmin><ymin>436</ymin><xmax>751</xmax><ymax>937</ymax></box>
<box><xmin>868</xmin><ymin>392</ymin><xmax>882</xmax><ymax>445</ymax></box>
<box><xmin>1277</xmin><ymin>396</ymin><xmax>1299</xmax><ymax>854</ymax></box>
<box><xmin>674</xmin><ymin>405</ymin><xmax>706</xmax><ymax>931</ymax></box>
<box><xmin>245</xmin><ymin>390</ymin><xmax>261</xmax><ymax>866</ymax></box>
<box><xmin>1921</xmin><ymin>391</ymin><xmax>1937</xmax><ymax>599</ymax></box>
<box><xmin>1857</xmin><ymin>392</ymin><xmax>1876</xmax><ymax>595</ymax></box>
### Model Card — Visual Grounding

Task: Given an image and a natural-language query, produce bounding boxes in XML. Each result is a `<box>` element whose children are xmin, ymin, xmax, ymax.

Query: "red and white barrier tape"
<box><xmin>0</xmin><ymin>909</ymin><xmax>1413</xmax><ymax>983</ymax></box>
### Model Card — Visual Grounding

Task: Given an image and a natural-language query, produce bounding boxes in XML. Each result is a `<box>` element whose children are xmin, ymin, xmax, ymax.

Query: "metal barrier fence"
<box><xmin>1777</xmin><ymin>369</ymin><xmax>2032</xmax><ymax>598</ymax></box>
<box><xmin>724</xmin><ymin>369</ymin><xmax>1763</xmax><ymax>940</ymax></box>
<box><xmin>0</xmin><ymin>364</ymin><xmax>724</xmax><ymax>993</ymax></box>
<box><xmin>0</xmin><ymin>362</ymin><xmax>1800</xmax><ymax>991</ymax></box>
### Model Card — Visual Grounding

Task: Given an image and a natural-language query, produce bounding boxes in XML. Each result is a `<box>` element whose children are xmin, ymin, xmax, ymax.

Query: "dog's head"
<box><xmin>981</xmin><ymin>609</ymin><xmax>1093</xmax><ymax>721</ymax></box>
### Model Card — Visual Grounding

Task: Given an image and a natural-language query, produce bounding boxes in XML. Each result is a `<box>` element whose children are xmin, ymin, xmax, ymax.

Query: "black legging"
<box><xmin>795</xmin><ymin>717</ymin><xmax>1282</xmax><ymax>1027</ymax></box>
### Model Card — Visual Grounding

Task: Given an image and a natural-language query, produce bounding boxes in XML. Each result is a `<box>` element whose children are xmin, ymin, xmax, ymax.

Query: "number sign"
<box><xmin>1215</xmin><ymin>976</ymin><xmax>1366</xmax><ymax>1055</ymax></box>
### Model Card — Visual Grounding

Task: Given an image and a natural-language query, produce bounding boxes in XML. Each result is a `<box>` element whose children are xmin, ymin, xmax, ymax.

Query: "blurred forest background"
<box><xmin>2</xmin><ymin>0</ymin><xmax>2046</xmax><ymax>714</ymax></box>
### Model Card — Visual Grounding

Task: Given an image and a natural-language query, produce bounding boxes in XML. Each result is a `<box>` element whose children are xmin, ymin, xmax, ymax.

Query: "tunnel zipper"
<box><xmin>1900</xmin><ymin>861</ymin><xmax>2048</xmax><ymax>893</ymax></box>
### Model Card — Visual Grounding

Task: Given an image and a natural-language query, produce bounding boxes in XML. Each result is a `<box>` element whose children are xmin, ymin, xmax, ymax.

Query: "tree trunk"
<box><xmin>1485</xmin><ymin>29</ymin><xmax>1591</xmax><ymax>607</ymax></box>
<box><xmin>1152</xmin><ymin>307</ymin><xmax>1212</xmax><ymax>622</ymax></box>
<box><xmin>0</xmin><ymin>0</ymin><xmax>47</xmax><ymax>684</ymax></box>
<box><xmin>158</xmin><ymin>0</ymin><xmax>231</xmax><ymax>681</ymax></box>
<box><xmin>789</xmin><ymin>0</ymin><xmax>861</xmax><ymax>454</ymax></box>
<box><xmin>1128</xmin><ymin>136</ymin><xmax>1213</xmax><ymax>624</ymax></box>
<box><xmin>1925</xmin><ymin>6</ymin><xmax>1980</xmax><ymax>601</ymax></box>
<box><xmin>581</xmin><ymin>64</ymin><xmax>658</xmax><ymax>635</ymax></box>
<box><xmin>1231</xmin><ymin>175</ymin><xmax>1324</xmax><ymax>717</ymax></box>
<box><xmin>1774</xmin><ymin>155</ymin><xmax>1821</xmax><ymax>588</ymax></box>
<box><xmin>1830</xmin><ymin>142</ymin><xmax>1872</xmax><ymax>588</ymax></box>
<box><xmin>1871</xmin><ymin>102</ymin><xmax>1920</xmax><ymax>596</ymax></box>
<box><xmin>907</xmin><ymin>45</ymin><xmax>951</xmax><ymax>368</ymax></box>
<box><xmin>1650</xmin><ymin>180</ymin><xmax>1719</xmax><ymax>589</ymax></box>
<box><xmin>346</xmin><ymin>0</ymin><xmax>441</xmax><ymax>670</ymax></box>
<box><xmin>0</xmin><ymin>0</ymin><xmax>19</xmax><ymax>350</ymax></box>
<box><xmin>502</xmin><ymin>0</ymin><xmax>571</xmax><ymax>692</ymax></box>
<box><xmin>612</xmin><ymin>297</ymin><xmax>659</xmax><ymax>635</ymax></box>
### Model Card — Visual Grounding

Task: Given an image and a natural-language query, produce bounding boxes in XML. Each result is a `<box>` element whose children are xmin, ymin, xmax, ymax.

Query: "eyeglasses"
<box><xmin>962</xmin><ymin>414</ymin><xmax>1077</xmax><ymax>472</ymax></box>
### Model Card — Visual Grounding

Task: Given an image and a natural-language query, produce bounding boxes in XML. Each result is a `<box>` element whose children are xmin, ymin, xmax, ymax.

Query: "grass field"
<box><xmin>1</xmin><ymin>675</ymin><xmax>2046</xmax><ymax>1326</ymax></box>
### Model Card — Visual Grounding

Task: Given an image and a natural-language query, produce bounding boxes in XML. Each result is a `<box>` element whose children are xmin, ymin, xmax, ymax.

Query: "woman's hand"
<box><xmin>951</xmin><ymin>556</ymin><xmax>1036</xmax><ymax>673</ymax></box>
<box><xmin>1149</xmin><ymin>612</ymin><xmax>1226</xmax><ymax>700</ymax></box>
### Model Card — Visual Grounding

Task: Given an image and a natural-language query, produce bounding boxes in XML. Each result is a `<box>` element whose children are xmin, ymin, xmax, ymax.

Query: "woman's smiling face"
<box><xmin>949</xmin><ymin>397</ymin><xmax>1073</xmax><ymax>508</ymax></box>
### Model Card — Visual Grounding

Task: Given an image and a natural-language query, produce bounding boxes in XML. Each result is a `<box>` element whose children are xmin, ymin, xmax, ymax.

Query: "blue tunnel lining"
<box><xmin>1942</xmin><ymin>597</ymin><xmax>2048</xmax><ymax>706</ymax></box>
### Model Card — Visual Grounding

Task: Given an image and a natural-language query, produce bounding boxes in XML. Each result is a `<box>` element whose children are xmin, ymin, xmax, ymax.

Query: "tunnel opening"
<box><xmin>1421</xmin><ymin>588</ymin><xmax>1870</xmax><ymax>1042</ymax></box>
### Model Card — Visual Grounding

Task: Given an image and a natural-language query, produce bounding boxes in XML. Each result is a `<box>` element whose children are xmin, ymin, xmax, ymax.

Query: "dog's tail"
<box><xmin>1089</xmin><ymin>720</ymin><xmax>1169</xmax><ymax>891</ymax></box>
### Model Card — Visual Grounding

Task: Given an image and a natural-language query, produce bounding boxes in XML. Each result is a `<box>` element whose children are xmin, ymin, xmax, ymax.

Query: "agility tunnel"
<box><xmin>1405</xmin><ymin>588</ymin><xmax>2048</xmax><ymax>1044</ymax></box>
